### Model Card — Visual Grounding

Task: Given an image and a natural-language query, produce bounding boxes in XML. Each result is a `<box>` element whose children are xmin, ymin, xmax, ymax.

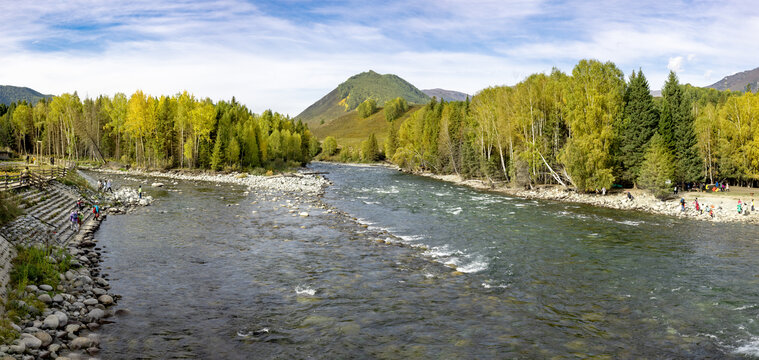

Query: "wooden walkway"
<box><xmin>0</xmin><ymin>166</ymin><xmax>71</xmax><ymax>191</ymax></box>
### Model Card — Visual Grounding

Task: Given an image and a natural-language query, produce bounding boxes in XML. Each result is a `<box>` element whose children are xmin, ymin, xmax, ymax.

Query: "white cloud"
<box><xmin>668</xmin><ymin>56</ymin><xmax>684</xmax><ymax>72</ymax></box>
<box><xmin>1</xmin><ymin>0</ymin><xmax>759</xmax><ymax>115</ymax></box>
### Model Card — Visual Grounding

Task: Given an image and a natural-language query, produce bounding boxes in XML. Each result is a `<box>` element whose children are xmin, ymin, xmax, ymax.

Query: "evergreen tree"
<box><xmin>618</xmin><ymin>69</ymin><xmax>659</xmax><ymax>185</ymax></box>
<box><xmin>384</xmin><ymin>124</ymin><xmax>398</xmax><ymax>159</ymax></box>
<box><xmin>210</xmin><ymin>132</ymin><xmax>223</xmax><ymax>170</ymax></box>
<box><xmin>361</xmin><ymin>133</ymin><xmax>379</xmax><ymax>162</ymax></box>
<box><xmin>661</xmin><ymin>71</ymin><xmax>702</xmax><ymax>183</ymax></box>
<box><xmin>638</xmin><ymin>133</ymin><xmax>675</xmax><ymax>199</ymax></box>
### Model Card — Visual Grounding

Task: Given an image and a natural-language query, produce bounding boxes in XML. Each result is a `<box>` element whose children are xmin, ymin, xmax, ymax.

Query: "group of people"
<box><xmin>97</xmin><ymin>178</ymin><xmax>114</xmax><ymax>193</ymax></box>
<box><xmin>737</xmin><ymin>199</ymin><xmax>755</xmax><ymax>215</ymax></box>
<box><xmin>69</xmin><ymin>199</ymin><xmax>102</xmax><ymax>233</ymax></box>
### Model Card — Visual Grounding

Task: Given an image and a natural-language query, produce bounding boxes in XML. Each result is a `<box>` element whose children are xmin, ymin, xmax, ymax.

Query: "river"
<box><xmin>91</xmin><ymin>163</ymin><xmax>759</xmax><ymax>358</ymax></box>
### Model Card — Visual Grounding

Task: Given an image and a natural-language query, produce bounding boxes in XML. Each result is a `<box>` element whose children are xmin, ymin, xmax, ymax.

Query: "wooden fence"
<box><xmin>0</xmin><ymin>166</ymin><xmax>70</xmax><ymax>191</ymax></box>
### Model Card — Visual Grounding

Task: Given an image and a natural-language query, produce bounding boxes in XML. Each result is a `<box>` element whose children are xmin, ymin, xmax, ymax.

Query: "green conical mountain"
<box><xmin>0</xmin><ymin>85</ymin><xmax>53</xmax><ymax>105</ymax></box>
<box><xmin>296</xmin><ymin>70</ymin><xmax>430</xmax><ymax>126</ymax></box>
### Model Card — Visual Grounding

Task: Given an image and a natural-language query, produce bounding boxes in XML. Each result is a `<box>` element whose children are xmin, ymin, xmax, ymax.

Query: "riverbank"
<box><xmin>0</xmin><ymin>183</ymin><xmax>119</xmax><ymax>359</ymax></box>
<box><xmin>415</xmin><ymin>172</ymin><xmax>759</xmax><ymax>225</ymax></box>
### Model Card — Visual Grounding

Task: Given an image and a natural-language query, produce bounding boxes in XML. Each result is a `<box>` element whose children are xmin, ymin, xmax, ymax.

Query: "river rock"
<box><xmin>95</xmin><ymin>277</ymin><xmax>109</xmax><ymax>287</ymax></box>
<box><xmin>65</xmin><ymin>324</ymin><xmax>80</xmax><ymax>334</ymax></box>
<box><xmin>39</xmin><ymin>284</ymin><xmax>53</xmax><ymax>291</ymax></box>
<box><xmin>68</xmin><ymin>336</ymin><xmax>93</xmax><ymax>350</ymax></box>
<box><xmin>19</xmin><ymin>333</ymin><xmax>42</xmax><ymax>349</ymax></box>
<box><xmin>86</xmin><ymin>308</ymin><xmax>105</xmax><ymax>322</ymax></box>
<box><xmin>54</xmin><ymin>311</ymin><xmax>68</xmax><ymax>327</ymax></box>
<box><xmin>8</xmin><ymin>342</ymin><xmax>25</xmax><ymax>354</ymax></box>
<box><xmin>299</xmin><ymin>212</ymin><xmax>309</xmax><ymax>217</ymax></box>
<box><xmin>48</xmin><ymin>343</ymin><xmax>61</xmax><ymax>353</ymax></box>
<box><xmin>83</xmin><ymin>298</ymin><xmax>98</xmax><ymax>306</ymax></box>
<box><xmin>42</xmin><ymin>315</ymin><xmax>59</xmax><ymax>329</ymax></box>
<box><xmin>25</xmin><ymin>285</ymin><xmax>38</xmax><ymax>293</ymax></box>
<box><xmin>98</xmin><ymin>294</ymin><xmax>114</xmax><ymax>305</ymax></box>
<box><xmin>33</xmin><ymin>331</ymin><xmax>53</xmax><ymax>347</ymax></box>
<box><xmin>52</xmin><ymin>294</ymin><xmax>64</xmax><ymax>303</ymax></box>
<box><xmin>37</xmin><ymin>294</ymin><xmax>52</xmax><ymax>304</ymax></box>
<box><xmin>152</xmin><ymin>182</ymin><xmax>164</xmax><ymax>187</ymax></box>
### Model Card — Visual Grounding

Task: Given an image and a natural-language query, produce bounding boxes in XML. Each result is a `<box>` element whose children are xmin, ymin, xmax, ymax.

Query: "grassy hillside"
<box><xmin>0</xmin><ymin>85</ymin><xmax>53</xmax><ymax>105</ymax></box>
<box><xmin>296</xmin><ymin>70</ymin><xmax>430</xmax><ymax>126</ymax></box>
<box><xmin>312</xmin><ymin>105</ymin><xmax>422</xmax><ymax>149</ymax></box>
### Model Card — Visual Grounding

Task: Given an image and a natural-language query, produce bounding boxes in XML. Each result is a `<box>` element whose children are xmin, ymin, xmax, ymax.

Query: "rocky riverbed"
<box><xmin>92</xmin><ymin>168</ymin><xmax>330</xmax><ymax>194</ymax></box>
<box><xmin>0</xmin><ymin>217</ymin><xmax>118</xmax><ymax>360</ymax></box>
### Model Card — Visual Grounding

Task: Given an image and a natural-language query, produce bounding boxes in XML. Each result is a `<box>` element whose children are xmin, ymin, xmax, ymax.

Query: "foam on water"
<box><xmin>458</xmin><ymin>259</ymin><xmax>489</xmax><ymax>273</ymax></box>
<box><xmin>734</xmin><ymin>337</ymin><xmax>759</xmax><ymax>356</ymax></box>
<box><xmin>375</xmin><ymin>186</ymin><xmax>400</xmax><ymax>194</ymax></box>
<box><xmin>295</xmin><ymin>285</ymin><xmax>316</xmax><ymax>296</ymax></box>
<box><xmin>398</xmin><ymin>234</ymin><xmax>425</xmax><ymax>242</ymax></box>
<box><xmin>446</xmin><ymin>207</ymin><xmax>463</xmax><ymax>215</ymax></box>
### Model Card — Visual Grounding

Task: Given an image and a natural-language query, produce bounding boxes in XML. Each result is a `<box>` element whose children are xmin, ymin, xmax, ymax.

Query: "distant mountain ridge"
<box><xmin>707</xmin><ymin>66</ymin><xmax>759</xmax><ymax>92</ymax></box>
<box><xmin>0</xmin><ymin>85</ymin><xmax>53</xmax><ymax>105</ymax></box>
<box><xmin>296</xmin><ymin>70</ymin><xmax>430</xmax><ymax>126</ymax></box>
<box><xmin>422</xmin><ymin>88</ymin><xmax>470</xmax><ymax>102</ymax></box>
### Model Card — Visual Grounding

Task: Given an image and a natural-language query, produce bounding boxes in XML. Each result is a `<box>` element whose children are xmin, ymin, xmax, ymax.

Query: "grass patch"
<box><xmin>10</xmin><ymin>245</ymin><xmax>72</xmax><ymax>290</ymax></box>
<box><xmin>0</xmin><ymin>191</ymin><xmax>22</xmax><ymax>226</ymax></box>
<box><xmin>59</xmin><ymin>169</ymin><xmax>93</xmax><ymax>193</ymax></box>
<box><xmin>1</xmin><ymin>245</ymin><xmax>72</xmax><ymax>344</ymax></box>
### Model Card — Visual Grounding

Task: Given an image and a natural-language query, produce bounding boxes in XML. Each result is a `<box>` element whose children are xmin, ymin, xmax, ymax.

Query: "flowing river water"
<box><xmin>88</xmin><ymin>164</ymin><xmax>759</xmax><ymax>359</ymax></box>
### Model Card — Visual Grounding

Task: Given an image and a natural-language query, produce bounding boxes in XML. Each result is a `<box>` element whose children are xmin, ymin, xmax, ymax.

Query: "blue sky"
<box><xmin>1</xmin><ymin>0</ymin><xmax>757</xmax><ymax>115</ymax></box>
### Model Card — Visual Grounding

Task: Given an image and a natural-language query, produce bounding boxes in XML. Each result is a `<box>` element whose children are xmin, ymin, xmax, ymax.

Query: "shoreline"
<box><xmin>411</xmin><ymin>171</ymin><xmax>759</xmax><ymax>225</ymax></box>
<box><xmin>0</xmin><ymin>182</ymin><xmax>119</xmax><ymax>359</ymax></box>
<box><xmin>88</xmin><ymin>167</ymin><xmax>330</xmax><ymax>195</ymax></box>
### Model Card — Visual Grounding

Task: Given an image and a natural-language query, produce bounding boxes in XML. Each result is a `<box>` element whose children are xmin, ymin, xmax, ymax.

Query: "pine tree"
<box><xmin>384</xmin><ymin>125</ymin><xmax>398</xmax><ymax>159</ymax></box>
<box><xmin>661</xmin><ymin>71</ymin><xmax>702</xmax><ymax>183</ymax></box>
<box><xmin>210</xmin><ymin>132</ymin><xmax>223</xmax><ymax>170</ymax></box>
<box><xmin>361</xmin><ymin>133</ymin><xmax>379</xmax><ymax>162</ymax></box>
<box><xmin>638</xmin><ymin>133</ymin><xmax>675</xmax><ymax>199</ymax></box>
<box><xmin>619</xmin><ymin>69</ymin><xmax>659</xmax><ymax>185</ymax></box>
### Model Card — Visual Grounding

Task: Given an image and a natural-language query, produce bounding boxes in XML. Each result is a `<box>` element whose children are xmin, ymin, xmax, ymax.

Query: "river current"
<box><xmin>90</xmin><ymin>164</ymin><xmax>759</xmax><ymax>358</ymax></box>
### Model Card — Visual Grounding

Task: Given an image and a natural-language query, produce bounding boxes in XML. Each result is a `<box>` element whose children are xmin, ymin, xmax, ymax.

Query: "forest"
<box><xmin>0</xmin><ymin>91</ymin><xmax>319</xmax><ymax>171</ymax></box>
<box><xmin>380</xmin><ymin>60</ymin><xmax>758</xmax><ymax>194</ymax></box>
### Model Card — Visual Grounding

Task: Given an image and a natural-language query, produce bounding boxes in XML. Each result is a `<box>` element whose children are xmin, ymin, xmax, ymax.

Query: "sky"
<box><xmin>1</xmin><ymin>0</ymin><xmax>757</xmax><ymax>115</ymax></box>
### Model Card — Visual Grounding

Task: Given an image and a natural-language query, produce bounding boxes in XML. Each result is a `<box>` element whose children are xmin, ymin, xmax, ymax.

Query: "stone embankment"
<box><xmin>424</xmin><ymin>173</ymin><xmax>759</xmax><ymax>224</ymax></box>
<box><xmin>0</xmin><ymin>179</ymin><xmax>127</xmax><ymax>359</ymax></box>
<box><xmin>0</xmin><ymin>216</ymin><xmax>117</xmax><ymax>359</ymax></box>
<box><xmin>93</xmin><ymin>168</ymin><xmax>329</xmax><ymax>194</ymax></box>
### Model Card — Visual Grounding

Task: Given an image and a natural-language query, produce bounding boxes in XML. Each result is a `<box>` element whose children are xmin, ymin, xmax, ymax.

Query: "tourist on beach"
<box><xmin>738</xmin><ymin>200</ymin><xmax>743</xmax><ymax>214</ymax></box>
<box><xmin>694</xmin><ymin>198</ymin><xmax>701</xmax><ymax>214</ymax></box>
<box><xmin>680</xmin><ymin>198</ymin><xmax>686</xmax><ymax>212</ymax></box>
<box><xmin>726</xmin><ymin>183</ymin><xmax>730</xmax><ymax>192</ymax></box>
<box><xmin>627</xmin><ymin>191</ymin><xmax>634</xmax><ymax>201</ymax></box>
<box><xmin>93</xmin><ymin>204</ymin><xmax>100</xmax><ymax>220</ymax></box>
<box><xmin>106</xmin><ymin>179</ymin><xmax>113</xmax><ymax>193</ymax></box>
<box><xmin>710</xmin><ymin>206</ymin><xmax>714</xmax><ymax>218</ymax></box>
<box><xmin>752</xmin><ymin>199</ymin><xmax>755</xmax><ymax>212</ymax></box>
<box><xmin>138</xmin><ymin>185</ymin><xmax>143</xmax><ymax>199</ymax></box>
<box><xmin>602</xmin><ymin>187</ymin><xmax>606</xmax><ymax>196</ymax></box>
<box><xmin>674</xmin><ymin>186</ymin><xmax>678</xmax><ymax>195</ymax></box>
